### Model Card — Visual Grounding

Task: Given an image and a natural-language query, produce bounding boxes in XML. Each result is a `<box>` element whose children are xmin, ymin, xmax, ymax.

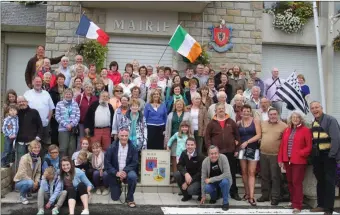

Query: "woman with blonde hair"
<box><xmin>69</xmin><ymin>65</ymin><xmax>85</xmax><ymax>88</ymax></box>
<box><xmin>13</xmin><ymin>140</ymin><xmax>42</xmax><ymax>205</ymax></box>
<box><xmin>278</xmin><ymin>110</ymin><xmax>312</xmax><ymax>213</ymax></box>
<box><xmin>165</xmin><ymin>99</ymin><xmax>192</xmax><ymax>179</ymax></box>
<box><xmin>100</xmin><ymin>68</ymin><xmax>114</xmax><ymax>98</ymax></box>
<box><xmin>109</xmin><ymin>85</ymin><xmax>124</xmax><ymax>111</ymax></box>
<box><xmin>144</xmin><ymin>89</ymin><xmax>167</xmax><ymax>149</ymax></box>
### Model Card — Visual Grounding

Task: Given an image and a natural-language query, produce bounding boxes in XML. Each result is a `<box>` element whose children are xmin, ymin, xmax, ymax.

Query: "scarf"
<box><xmin>92</xmin><ymin>150</ymin><xmax>104</xmax><ymax>170</ymax></box>
<box><xmin>173</xmin><ymin>94</ymin><xmax>183</xmax><ymax>101</ymax></box>
<box><xmin>129</xmin><ymin>112</ymin><xmax>139</xmax><ymax>147</ymax></box>
<box><xmin>30</xmin><ymin>152</ymin><xmax>39</xmax><ymax>163</ymax></box>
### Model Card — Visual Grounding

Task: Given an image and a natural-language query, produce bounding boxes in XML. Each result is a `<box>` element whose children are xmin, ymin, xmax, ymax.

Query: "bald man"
<box><xmin>15</xmin><ymin>96</ymin><xmax>43</xmax><ymax>171</ymax></box>
<box><xmin>309</xmin><ymin>101</ymin><xmax>340</xmax><ymax>215</ymax></box>
<box><xmin>263</xmin><ymin>68</ymin><xmax>285</xmax><ymax>116</ymax></box>
<box><xmin>256</xmin><ymin>98</ymin><xmax>272</xmax><ymax>121</ymax></box>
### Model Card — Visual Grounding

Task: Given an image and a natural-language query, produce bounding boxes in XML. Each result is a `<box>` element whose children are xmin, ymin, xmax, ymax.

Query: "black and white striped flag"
<box><xmin>275</xmin><ymin>72</ymin><xmax>309</xmax><ymax>114</ymax></box>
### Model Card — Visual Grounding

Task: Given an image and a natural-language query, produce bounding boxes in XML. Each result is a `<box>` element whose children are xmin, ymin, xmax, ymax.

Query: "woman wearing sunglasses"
<box><xmin>109</xmin><ymin>85</ymin><xmax>124</xmax><ymax>111</ymax></box>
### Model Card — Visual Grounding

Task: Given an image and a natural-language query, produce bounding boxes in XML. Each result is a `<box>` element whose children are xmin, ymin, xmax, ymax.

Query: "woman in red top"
<box><xmin>278</xmin><ymin>110</ymin><xmax>312</xmax><ymax>213</ymax></box>
<box><xmin>107</xmin><ymin>61</ymin><xmax>121</xmax><ymax>86</ymax></box>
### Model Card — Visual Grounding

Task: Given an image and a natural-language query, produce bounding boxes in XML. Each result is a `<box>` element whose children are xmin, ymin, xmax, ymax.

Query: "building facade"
<box><xmin>1</xmin><ymin>1</ymin><xmax>340</xmax><ymax>120</ymax></box>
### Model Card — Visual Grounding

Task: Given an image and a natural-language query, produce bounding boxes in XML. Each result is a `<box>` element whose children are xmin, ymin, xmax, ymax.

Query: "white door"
<box><xmin>333</xmin><ymin>52</ymin><xmax>340</xmax><ymax>121</ymax></box>
<box><xmin>261</xmin><ymin>45</ymin><xmax>320</xmax><ymax>120</ymax></box>
<box><xmin>6</xmin><ymin>46</ymin><xmax>36</xmax><ymax>96</ymax></box>
<box><xmin>106</xmin><ymin>36</ymin><xmax>173</xmax><ymax>73</ymax></box>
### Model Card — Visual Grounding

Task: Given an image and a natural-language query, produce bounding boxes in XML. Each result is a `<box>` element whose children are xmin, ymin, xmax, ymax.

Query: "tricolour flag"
<box><xmin>169</xmin><ymin>25</ymin><xmax>202</xmax><ymax>63</ymax></box>
<box><xmin>275</xmin><ymin>72</ymin><xmax>309</xmax><ymax>114</ymax></box>
<box><xmin>76</xmin><ymin>15</ymin><xmax>110</xmax><ymax>46</ymax></box>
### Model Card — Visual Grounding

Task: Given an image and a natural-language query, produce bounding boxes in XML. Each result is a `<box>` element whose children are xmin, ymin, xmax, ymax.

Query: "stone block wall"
<box><xmin>1</xmin><ymin>167</ymin><xmax>12</xmax><ymax>196</ymax></box>
<box><xmin>178</xmin><ymin>1</ymin><xmax>263</xmax><ymax>72</ymax></box>
<box><xmin>45</xmin><ymin>1</ymin><xmax>106</xmax><ymax>64</ymax></box>
<box><xmin>1</xmin><ymin>35</ymin><xmax>6</xmax><ymax>111</ymax></box>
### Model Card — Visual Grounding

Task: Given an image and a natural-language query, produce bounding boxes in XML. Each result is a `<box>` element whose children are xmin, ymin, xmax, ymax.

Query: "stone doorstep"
<box><xmin>2</xmin><ymin>192</ymin><xmax>293</xmax><ymax>207</ymax></box>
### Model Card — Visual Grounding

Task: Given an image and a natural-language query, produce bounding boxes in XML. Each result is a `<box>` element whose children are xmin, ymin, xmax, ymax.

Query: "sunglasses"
<box><xmin>115</xmin><ymin>90</ymin><xmax>123</xmax><ymax>92</ymax></box>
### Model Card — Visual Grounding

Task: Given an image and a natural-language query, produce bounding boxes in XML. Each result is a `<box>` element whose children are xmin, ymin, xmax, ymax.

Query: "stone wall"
<box><xmin>1</xmin><ymin>167</ymin><xmax>12</xmax><ymax>196</ymax></box>
<box><xmin>45</xmin><ymin>1</ymin><xmax>106</xmax><ymax>64</ymax></box>
<box><xmin>1</xmin><ymin>35</ymin><xmax>6</xmax><ymax>111</ymax></box>
<box><xmin>178</xmin><ymin>1</ymin><xmax>263</xmax><ymax>72</ymax></box>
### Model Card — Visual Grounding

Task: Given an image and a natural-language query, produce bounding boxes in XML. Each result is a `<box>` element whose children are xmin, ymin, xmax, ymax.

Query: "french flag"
<box><xmin>76</xmin><ymin>15</ymin><xmax>110</xmax><ymax>46</ymax></box>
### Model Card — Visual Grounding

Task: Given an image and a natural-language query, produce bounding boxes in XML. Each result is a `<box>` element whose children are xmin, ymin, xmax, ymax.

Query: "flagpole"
<box><xmin>67</xmin><ymin>11</ymin><xmax>86</xmax><ymax>55</ymax></box>
<box><xmin>157</xmin><ymin>21</ymin><xmax>183</xmax><ymax>65</ymax></box>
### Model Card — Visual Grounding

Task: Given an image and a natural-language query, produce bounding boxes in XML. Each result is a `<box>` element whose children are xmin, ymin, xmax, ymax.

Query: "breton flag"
<box><xmin>169</xmin><ymin>25</ymin><xmax>202</xmax><ymax>63</ymax></box>
<box><xmin>76</xmin><ymin>15</ymin><xmax>110</xmax><ymax>46</ymax></box>
<box><xmin>275</xmin><ymin>72</ymin><xmax>309</xmax><ymax>114</ymax></box>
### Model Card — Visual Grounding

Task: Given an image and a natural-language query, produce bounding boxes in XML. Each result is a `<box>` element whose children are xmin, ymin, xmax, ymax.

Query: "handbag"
<box><xmin>71</xmin><ymin>126</ymin><xmax>79</xmax><ymax>136</ymax></box>
<box><xmin>244</xmin><ymin>147</ymin><xmax>256</xmax><ymax>160</ymax></box>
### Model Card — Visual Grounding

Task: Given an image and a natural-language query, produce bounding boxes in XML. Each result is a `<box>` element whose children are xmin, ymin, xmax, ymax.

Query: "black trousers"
<box><xmin>146</xmin><ymin>125</ymin><xmax>165</xmax><ymax>150</ymax></box>
<box><xmin>223</xmin><ymin>152</ymin><xmax>238</xmax><ymax>195</ymax></box>
<box><xmin>66</xmin><ymin>182</ymin><xmax>88</xmax><ymax>200</ymax></box>
<box><xmin>313</xmin><ymin>152</ymin><xmax>337</xmax><ymax>212</ymax></box>
<box><xmin>50</xmin><ymin>117</ymin><xmax>59</xmax><ymax>146</ymax></box>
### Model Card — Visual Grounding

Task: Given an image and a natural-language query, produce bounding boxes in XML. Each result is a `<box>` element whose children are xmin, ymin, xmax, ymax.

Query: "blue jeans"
<box><xmin>108</xmin><ymin>171</ymin><xmax>137</xmax><ymax>202</ymax></box>
<box><xmin>1</xmin><ymin>136</ymin><xmax>13</xmax><ymax>165</ymax></box>
<box><xmin>92</xmin><ymin>170</ymin><xmax>109</xmax><ymax>188</ymax></box>
<box><xmin>205</xmin><ymin>178</ymin><xmax>230</xmax><ymax>204</ymax></box>
<box><xmin>15</xmin><ymin>179</ymin><xmax>34</xmax><ymax>197</ymax></box>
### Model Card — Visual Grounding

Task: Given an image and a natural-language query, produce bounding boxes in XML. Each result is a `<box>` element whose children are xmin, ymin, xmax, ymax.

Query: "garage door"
<box><xmin>6</xmin><ymin>46</ymin><xmax>36</xmax><ymax>96</ymax></box>
<box><xmin>333</xmin><ymin>52</ymin><xmax>340</xmax><ymax>121</ymax></box>
<box><xmin>106</xmin><ymin>36</ymin><xmax>173</xmax><ymax>72</ymax></box>
<box><xmin>261</xmin><ymin>45</ymin><xmax>320</xmax><ymax>120</ymax></box>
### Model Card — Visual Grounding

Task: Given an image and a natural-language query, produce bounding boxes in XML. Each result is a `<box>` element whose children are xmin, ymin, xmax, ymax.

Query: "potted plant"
<box><xmin>74</xmin><ymin>40</ymin><xmax>108</xmax><ymax>72</ymax></box>
<box><xmin>266</xmin><ymin>2</ymin><xmax>313</xmax><ymax>34</ymax></box>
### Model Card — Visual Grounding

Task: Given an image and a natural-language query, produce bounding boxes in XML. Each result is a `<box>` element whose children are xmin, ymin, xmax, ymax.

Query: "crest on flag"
<box><xmin>276</xmin><ymin>72</ymin><xmax>309</xmax><ymax>114</ymax></box>
<box><xmin>208</xmin><ymin>19</ymin><xmax>233</xmax><ymax>53</ymax></box>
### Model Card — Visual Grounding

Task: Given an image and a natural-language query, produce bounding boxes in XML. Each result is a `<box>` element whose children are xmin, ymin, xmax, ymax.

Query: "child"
<box><xmin>74</xmin><ymin>151</ymin><xmax>90</xmax><ymax>173</ymax></box>
<box><xmin>167</xmin><ymin>121</ymin><xmax>193</xmax><ymax>163</ymax></box>
<box><xmin>1</xmin><ymin>105</ymin><xmax>19</xmax><ymax>167</ymax></box>
<box><xmin>72</xmin><ymin>137</ymin><xmax>92</xmax><ymax>161</ymax></box>
<box><xmin>91</xmin><ymin>142</ymin><xmax>109</xmax><ymax>195</ymax></box>
<box><xmin>42</xmin><ymin>145</ymin><xmax>60</xmax><ymax>174</ymax></box>
<box><xmin>37</xmin><ymin>167</ymin><xmax>67</xmax><ymax>215</ymax></box>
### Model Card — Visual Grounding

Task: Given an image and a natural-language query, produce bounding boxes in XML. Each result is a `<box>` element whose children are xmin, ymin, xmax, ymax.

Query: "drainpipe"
<box><xmin>313</xmin><ymin>1</ymin><xmax>326</xmax><ymax>111</ymax></box>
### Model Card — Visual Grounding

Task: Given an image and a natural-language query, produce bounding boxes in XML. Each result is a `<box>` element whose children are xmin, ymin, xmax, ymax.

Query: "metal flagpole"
<box><xmin>313</xmin><ymin>1</ymin><xmax>326</xmax><ymax>111</ymax></box>
<box><xmin>157</xmin><ymin>21</ymin><xmax>183</xmax><ymax>65</ymax></box>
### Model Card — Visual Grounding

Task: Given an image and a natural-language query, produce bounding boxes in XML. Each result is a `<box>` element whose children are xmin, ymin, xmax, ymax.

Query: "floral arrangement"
<box><xmin>333</xmin><ymin>31</ymin><xmax>340</xmax><ymax>52</ymax></box>
<box><xmin>182</xmin><ymin>45</ymin><xmax>210</xmax><ymax>65</ymax></box>
<box><xmin>266</xmin><ymin>2</ymin><xmax>313</xmax><ymax>34</ymax></box>
<box><xmin>74</xmin><ymin>40</ymin><xmax>108</xmax><ymax>72</ymax></box>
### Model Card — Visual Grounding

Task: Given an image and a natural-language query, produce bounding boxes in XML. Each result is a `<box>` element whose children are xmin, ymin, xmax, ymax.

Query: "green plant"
<box><xmin>266</xmin><ymin>1</ymin><xmax>313</xmax><ymax>34</ymax></box>
<box><xmin>75</xmin><ymin>40</ymin><xmax>108</xmax><ymax>72</ymax></box>
<box><xmin>333</xmin><ymin>32</ymin><xmax>340</xmax><ymax>52</ymax></box>
<box><xmin>182</xmin><ymin>45</ymin><xmax>210</xmax><ymax>65</ymax></box>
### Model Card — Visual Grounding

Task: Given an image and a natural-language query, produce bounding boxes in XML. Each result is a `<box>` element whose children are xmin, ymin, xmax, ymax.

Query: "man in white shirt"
<box><xmin>208</xmin><ymin>92</ymin><xmax>236</xmax><ymax>121</ymax></box>
<box><xmin>105</xmin><ymin>128</ymin><xmax>138</xmax><ymax>208</ymax></box>
<box><xmin>264</xmin><ymin>68</ymin><xmax>285</xmax><ymax>116</ymax></box>
<box><xmin>257</xmin><ymin>98</ymin><xmax>272</xmax><ymax>121</ymax></box>
<box><xmin>24</xmin><ymin>76</ymin><xmax>55</xmax><ymax>155</ymax></box>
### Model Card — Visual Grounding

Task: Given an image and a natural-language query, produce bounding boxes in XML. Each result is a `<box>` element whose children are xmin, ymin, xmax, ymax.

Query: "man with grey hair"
<box><xmin>55</xmin><ymin>56</ymin><xmax>71</xmax><ymax>87</ymax></box>
<box><xmin>200</xmin><ymin>145</ymin><xmax>232</xmax><ymax>211</ymax></box>
<box><xmin>146</xmin><ymin>65</ymin><xmax>154</xmax><ymax>77</ymax></box>
<box><xmin>309</xmin><ymin>101</ymin><xmax>340</xmax><ymax>215</ymax></box>
<box><xmin>195</xmin><ymin>64</ymin><xmax>209</xmax><ymax>87</ymax></box>
<box><xmin>24</xmin><ymin>76</ymin><xmax>55</xmax><ymax>157</ymax></box>
<box><xmin>15</xmin><ymin>96</ymin><xmax>43</xmax><ymax>171</ymax></box>
<box><xmin>208</xmin><ymin>91</ymin><xmax>235</xmax><ymax>120</ymax></box>
<box><xmin>205</xmin><ymin>102</ymin><xmax>241</xmax><ymax>201</ymax></box>
<box><xmin>70</xmin><ymin>55</ymin><xmax>89</xmax><ymax>76</ymax></box>
<box><xmin>264</xmin><ymin>67</ymin><xmax>285</xmax><ymax>116</ymax></box>
<box><xmin>246</xmin><ymin>86</ymin><xmax>261</xmax><ymax>110</ymax></box>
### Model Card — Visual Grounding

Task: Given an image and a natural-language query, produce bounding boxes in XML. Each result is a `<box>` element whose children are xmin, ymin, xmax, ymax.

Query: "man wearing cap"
<box><xmin>104</xmin><ymin>127</ymin><xmax>138</xmax><ymax>208</ymax></box>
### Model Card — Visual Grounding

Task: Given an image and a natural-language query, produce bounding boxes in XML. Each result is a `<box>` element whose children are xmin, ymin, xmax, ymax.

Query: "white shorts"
<box><xmin>238</xmin><ymin>149</ymin><xmax>260</xmax><ymax>161</ymax></box>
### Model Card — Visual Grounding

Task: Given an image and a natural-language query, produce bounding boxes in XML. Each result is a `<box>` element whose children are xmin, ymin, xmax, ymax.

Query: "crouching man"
<box><xmin>104</xmin><ymin>127</ymin><xmax>138</xmax><ymax>208</ymax></box>
<box><xmin>174</xmin><ymin>137</ymin><xmax>205</xmax><ymax>202</ymax></box>
<box><xmin>37</xmin><ymin>167</ymin><xmax>67</xmax><ymax>215</ymax></box>
<box><xmin>200</xmin><ymin>145</ymin><xmax>232</xmax><ymax>211</ymax></box>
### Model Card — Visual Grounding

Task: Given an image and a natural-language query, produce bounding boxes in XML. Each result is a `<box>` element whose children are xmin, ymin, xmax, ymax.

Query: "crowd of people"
<box><xmin>1</xmin><ymin>45</ymin><xmax>340</xmax><ymax>215</ymax></box>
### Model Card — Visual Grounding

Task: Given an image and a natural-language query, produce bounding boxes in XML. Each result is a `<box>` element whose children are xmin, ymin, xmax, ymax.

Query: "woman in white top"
<box><xmin>189</xmin><ymin>92</ymin><xmax>209</xmax><ymax>155</ymax></box>
<box><xmin>157</xmin><ymin>66</ymin><xmax>168</xmax><ymax>93</ymax></box>
<box><xmin>132</xmin><ymin>59</ymin><xmax>140</xmax><ymax>78</ymax></box>
<box><xmin>118</xmin><ymin>71</ymin><xmax>135</xmax><ymax>97</ymax></box>
<box><xmin>133</xmin><ymin>66</ymin><xmax>150</xmax><ymax>101</ymax></box>
<box><xmin>100</xmin><ymin>68</ymin><xmax>114</xmax><ymax>98</ymax></box>
<box><xmin>243</xmin><ymin>79</ymin><xmax>254</xmax><ymax>101</ymax></box>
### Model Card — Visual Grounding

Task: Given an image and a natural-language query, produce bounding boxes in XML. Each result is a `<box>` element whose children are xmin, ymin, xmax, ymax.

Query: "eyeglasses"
<box><xmin>50</xmin><ymin>151</ymin><xmax>59</xmax><ymax>154</ymax></box>
<box><xmin>115</xmin><ymin>90</ymin><xmax>123</xmax><ymax>92</ymax></box>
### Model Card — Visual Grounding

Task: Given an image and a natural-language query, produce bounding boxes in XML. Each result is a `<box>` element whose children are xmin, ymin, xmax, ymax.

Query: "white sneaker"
<box><xmin>52</xmin><ymin>207</ymin><xmax>59</xmax><ymax>215</ymax></box>
<box><xmin>101</xmin><ymin>188</ymin><xmax>109</xmax><ymax>196</ymax></box>
<box><xmin>20</xmin><ymin>196</ymin><xmax>29</xmax><ymax>205</ymax></box>
<box><xmin>95</xmin><ymin>188</ymin><xmax>102</xmax><ymax>195</ymax></box>
<box><xmin>81</xmin><ymin>209</ymin><xmax>90</xmax><ymax>214</ymax></box>
<box><xmin>36</xmin><ymin>209</ymin><xmax>44</xmax><ymax>215</ymax></box>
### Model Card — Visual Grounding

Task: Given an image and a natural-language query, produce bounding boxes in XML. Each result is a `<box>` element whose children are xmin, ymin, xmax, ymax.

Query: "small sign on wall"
<box><xmin>141</xmin><ymin>150</ymin><xmax>170</xmax><ymax>186</ymax></box>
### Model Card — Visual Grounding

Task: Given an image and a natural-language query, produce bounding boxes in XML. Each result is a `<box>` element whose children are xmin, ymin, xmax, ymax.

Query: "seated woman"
<box><xmin>42</xmin><ymin>144</ymin><xmax>60</xmax><ymax>174</ymax></box>
<box><xmin>91</xmin><ymin>142</ymin><xmax>110</xmax><ymax>196</ymax></box>
<box><xmin>60</xmin><ymin>156</ymin><xmax>93</xmax><ymax>215</ymax></box>
<box><xmin>13</xmin><ymin>140</ymin><xmax>42</xmax><ymax>205</ymax></box>
<box><xmin>37</xmin><ymin>167</ymin><xmax>67</xmax><ymax>215</ymax></box>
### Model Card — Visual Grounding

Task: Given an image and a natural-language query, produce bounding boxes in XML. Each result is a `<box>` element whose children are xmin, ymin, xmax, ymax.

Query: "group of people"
<box><xmin>1</xmin><ymin>45</ymin><xmax>339</xmax><ymax>215</ymax></box>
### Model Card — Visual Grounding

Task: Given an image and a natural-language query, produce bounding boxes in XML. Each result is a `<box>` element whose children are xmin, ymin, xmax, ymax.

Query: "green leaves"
<box><xmin>333</xmin><ymin>33</ymin><xmax>340</xmax><ymax>52</ymax></box>
<box><xmin>75</xmin><ymin>40</ymin><xmax>108</xmax><ymax>72</ymax></box>
<box><xmin>182</xmin><ymin>45</ymin><xmax>210</xmax><ymax>65</ymax></box>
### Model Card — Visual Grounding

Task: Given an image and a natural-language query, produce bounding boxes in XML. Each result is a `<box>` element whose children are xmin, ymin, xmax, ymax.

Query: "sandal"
<box><xmin>248</xmin><ymin>198</ymin><xmax>257</xmax><ymax>206</ymax></box>
<box><xmin>242</xmin><ymin>194</ymin><xmax>249</xmax><ymax>201</ymax></box>
<box><xmin>128</xmin><ymin>201</ymin><xmax>136</xmax><ymax>208</ymax></box>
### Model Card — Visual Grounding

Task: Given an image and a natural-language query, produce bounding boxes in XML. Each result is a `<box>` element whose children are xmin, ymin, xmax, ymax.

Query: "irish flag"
<box><xmin>76</xmin><ymin>15</ymin><xmax>110</xmax><ymax>46</ymax></box>
<box><xmin>169</xmin><ymin>25</ymin><xmax>202</xmax><ymax>63</ymax></box>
